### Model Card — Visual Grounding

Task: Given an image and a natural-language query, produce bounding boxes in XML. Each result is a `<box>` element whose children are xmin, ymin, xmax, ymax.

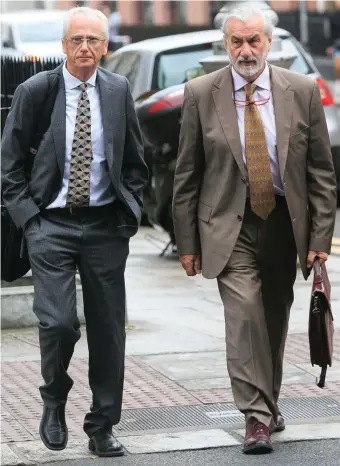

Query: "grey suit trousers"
<box><xmin>25</xmin><ymin>204</ymin><xmax>129</xmax><ymax>437</ymax></box>
<box><xmin>217</xmin><ymin>196</ymin><xmax>297</xmax><ymax>427</ymax></box>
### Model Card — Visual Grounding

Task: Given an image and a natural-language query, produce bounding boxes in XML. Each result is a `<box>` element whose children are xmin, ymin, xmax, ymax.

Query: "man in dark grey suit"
<box><xmin>1</xmin><ymin>6</ymin><xmax>148</xmax><ymax>458</ymax></box>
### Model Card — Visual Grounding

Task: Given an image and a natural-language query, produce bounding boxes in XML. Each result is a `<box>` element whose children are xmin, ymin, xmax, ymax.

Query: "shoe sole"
<box><xmin>39</xmin><ymin>424</ymin><xmax>68</xmax><ymax>451</ymax></box>
<box><xmin>243</xmin><ymin>442</ymin><xmax>273</xmax><ymax>455</ymax></box>
<box><xmin>88</xmin><ymin>439</ymin><xmax>125</xmax><ymax>457</ymax></box>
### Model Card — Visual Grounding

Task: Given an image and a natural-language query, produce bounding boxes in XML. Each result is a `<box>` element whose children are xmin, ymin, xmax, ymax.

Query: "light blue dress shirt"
<box><xmin>48</xmin><ymin>62</ymin><xmax>114</xmax><ymax>209</ymax></box>
<box><xmin>232</xmin><ymin>64</ymin><xmax>284</xmax><ymax>196</ymax></box>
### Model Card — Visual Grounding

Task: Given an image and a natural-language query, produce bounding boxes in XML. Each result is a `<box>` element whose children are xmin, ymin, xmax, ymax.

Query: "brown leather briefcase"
<box><xmin>308</xmin><ymin>259</ymin><xmax>334</xmax><ymax>388</ymax></box>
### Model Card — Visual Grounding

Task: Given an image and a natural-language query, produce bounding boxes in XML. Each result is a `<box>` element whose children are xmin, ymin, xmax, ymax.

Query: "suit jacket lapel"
<box><xmin>97</xmin><ymin>69</ymin><xmax>116</xmax><ymax>172</ymax></box>
<box><xmin>270</xmin><ymin>65</ymin><xmax>294</xmax><ymax>181</ymax></box>
<box><xmin>212</xmin><ymin>66</ymin><xmax>246</xmax><ymax>178</ymax></box>
<box><xmin>51</xmin><ymin>73</ymin><xmax>66</xmax><ymax>176</ymax></box>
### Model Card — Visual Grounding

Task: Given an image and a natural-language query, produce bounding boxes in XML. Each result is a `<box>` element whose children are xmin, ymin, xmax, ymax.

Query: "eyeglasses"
<box><xmin>66</xmin><ymin>36</ymin><xmax>106</xmax><ymax>47</ymax></box>
<box><xmin>233</xmin><ymin>97</ymin><xmax>270</xmax><ymax>108</ymax></box>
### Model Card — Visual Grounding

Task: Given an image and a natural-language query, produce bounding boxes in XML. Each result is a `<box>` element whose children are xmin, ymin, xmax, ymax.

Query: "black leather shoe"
<box><xmin>89</xmin><ymin>429</ymin><xmax>124</xmax><ymax>457</ymax></box>
<box><xmin>39</xmin><ymin>405</ymin><xmax>68</xmax><ymax>450</ymax></box>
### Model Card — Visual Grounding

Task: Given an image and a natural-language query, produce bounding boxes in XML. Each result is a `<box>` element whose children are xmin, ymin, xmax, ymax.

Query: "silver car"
<box><xmin>1</xmin><ymin>10</ymin><xmax>65</xmax><ymax>59</ymax></box>
<box><xmin>104</xmin><ymin>28</ymin><xmax>340</xmax><ymax>190</ymax></box>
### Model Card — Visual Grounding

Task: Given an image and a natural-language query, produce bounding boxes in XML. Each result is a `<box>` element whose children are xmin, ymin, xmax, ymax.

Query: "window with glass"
<box><xmin>105</xmin><ymin>54</ymin><xmax>124</xmax><ymax>73</ymax></box>
<box><xmin>169</xmin><ymin>1</ymin><xmax>187</xmax><ymax>24</ymax></box>
<box><xmin>106</xmin><ymin>52</ymin><xmax>141</xmax><ymax>93</ymax></box>
<box><xmin>280</xmin><ymin>36</ymin><xmax>313</xmax><ymax>75</ymax></box>
<box><xmin>16</xmin><ymin>21</ymin><xmax>63</xmax><ymax>43</ymax></box>
<box><xmin>153</xmin><ymin>45</ymin><xmax>214</xmax><ymax>90</ymax></box>
<box><xmin>137</xmin><ymin>1</ymin><xmax>153</xmax><ymax>25</ymax></box>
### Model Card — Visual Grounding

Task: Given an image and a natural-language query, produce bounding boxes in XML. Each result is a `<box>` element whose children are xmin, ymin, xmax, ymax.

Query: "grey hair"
<box><xmin>62</xmin><ymin>6</ymin><xmax>109</xmax><ymax>39</ymax></box>
<box><xmin>221</xmin><ymin>6</ymin><xmax>274</xmax><ymax>37</ymax></box>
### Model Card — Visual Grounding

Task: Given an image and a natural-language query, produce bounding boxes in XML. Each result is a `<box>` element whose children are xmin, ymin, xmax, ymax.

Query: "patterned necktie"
<box><xmin>244</xmin><ymin>82</ymin><xmax>276</xmax><ymax>219</ymax></box>
<box><xmin>66</xmin><ymin>83</ymin><xmax>92</xmax><ymax>208</ymax></box>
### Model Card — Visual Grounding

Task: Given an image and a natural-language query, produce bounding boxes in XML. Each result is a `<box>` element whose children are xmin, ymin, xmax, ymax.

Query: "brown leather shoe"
<box><xmin>243</xmin><ymin>418</ymin><xmax>273</xmax><ymax>454</ymax></box>
<box><xmin>274</xmin><ymin>414</ymin><xmax>285</xmax><ymax>432</ymax></box>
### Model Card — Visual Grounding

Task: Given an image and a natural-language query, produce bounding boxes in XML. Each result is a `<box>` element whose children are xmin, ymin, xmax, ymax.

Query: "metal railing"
<box><xmin>1</xmin><ymin>56</ymin><xmax>64</xmax><ymax>135</ymax></box>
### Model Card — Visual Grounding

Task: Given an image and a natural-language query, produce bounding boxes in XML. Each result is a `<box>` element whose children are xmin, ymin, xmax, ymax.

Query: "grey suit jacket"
<box><xmin>1</xmin><ymin>63</ymin><xmax>148</xmax><ymax>238</ymax></box>
<box><xmin>172</xmin><ymin>64</ymin><xmax>337</xmax><ymax>280</ymax></box>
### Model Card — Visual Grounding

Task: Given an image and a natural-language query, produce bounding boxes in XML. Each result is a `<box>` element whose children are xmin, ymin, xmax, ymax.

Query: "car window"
<box><xmin>17</xmin><ymin>21</ymin><xmax>63</xmax><ymax>43</ymax></box>
<box><xmin>105</xmin><ymin>54</ymin><xmax>124</xmax><ymax>73</ymax></box>
<box><xmin>106</xmin><ymin>52</ymin><xmax>141</xmax><ymax>93</ymax></box>
<box><xmin>154</xmin><ymin>45</ymin><xmax>213</xmax><ymax>90</ymax></box>
<box><xmin>280</xmin><ymin>36</ymin><xmax>313</xmax><ymax>75</ymax></box>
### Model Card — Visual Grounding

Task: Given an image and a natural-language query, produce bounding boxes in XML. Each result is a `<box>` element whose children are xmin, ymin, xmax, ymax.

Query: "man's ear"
<box><xmin>267</xmin><ymin>35</ymin><xmax>272</xmax><ymax>52</ymax></box>
<box><xmin>223</xmin><ymin>37</ymin><xmax>229</xmax><ymax>53</ymax></box>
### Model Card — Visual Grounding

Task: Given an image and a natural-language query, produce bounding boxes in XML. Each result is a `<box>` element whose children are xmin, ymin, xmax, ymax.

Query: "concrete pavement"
<box><xmin>27</xmin><ymin>440</ymin><xmax>340</xmax><ymax>466</ymax></box>
<box><xmin>1</xmin><ymin>226</ymin><xmax>340</xmax><ymax>465</ymax></box>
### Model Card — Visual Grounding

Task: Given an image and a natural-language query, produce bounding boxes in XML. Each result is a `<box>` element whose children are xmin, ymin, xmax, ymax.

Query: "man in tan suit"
<box><xmin>173</xmin><ymin>6</ymin><xmax>337</xmax><ymax>455</ymax></box>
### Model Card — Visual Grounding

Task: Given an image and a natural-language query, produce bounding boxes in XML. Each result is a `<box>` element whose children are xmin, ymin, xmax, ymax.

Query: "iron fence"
<box><xmin>1</xmin><ymin>56</ymin><xmax>64</xmax><ymax>135</ymax></box>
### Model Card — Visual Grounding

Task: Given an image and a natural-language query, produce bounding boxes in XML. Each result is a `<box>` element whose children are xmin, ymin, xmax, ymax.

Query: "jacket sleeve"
<box><xmin>1</xmin><ymin>83</ymin><xmax>40</xmax><ymax>228</ymax></box>
<box><xmin>121</xmin><ymin>78</ymin><xmax>149</xmax><ymax>210</ymax></box>
<box><xmin>172</xmin><ymin>82</ymin><xmax>205</xmax><ymax>255</ymax></box>
<box><xmin>307</xmin><ymin>81</ymin><xmax>337</xmax><ymax>253</ymax></box>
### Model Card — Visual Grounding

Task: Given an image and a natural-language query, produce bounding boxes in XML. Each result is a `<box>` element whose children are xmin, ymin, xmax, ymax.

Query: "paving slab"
<box><xmin>139</xmin><ymin>352</ymin><xmax>229</xmax><ymax>381</ymax></box>
<box><xmin>120</xmin><ymin>429</ymin><xmax>241</xmax><ymax>454</ymax></box>
<box><xmin>176</xmin><ymin>377</ymin><xmax>231</xmax><ymax>391</ymax></box>
<box><xmin>0</xmin><ymin>444</ymin><xmax>26</xmax><ymax>466</ymax></box>
<box><xmin>12</xmin><ymin>439</ymin><xmax>93</xmax><ymax>464</ymax></box>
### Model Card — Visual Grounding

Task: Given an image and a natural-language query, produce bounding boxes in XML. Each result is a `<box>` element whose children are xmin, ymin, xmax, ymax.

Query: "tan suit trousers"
<box><xmin>217</xmin><ymin>196</ymin><xmax>297</xmax><ymax>427</ymax></box>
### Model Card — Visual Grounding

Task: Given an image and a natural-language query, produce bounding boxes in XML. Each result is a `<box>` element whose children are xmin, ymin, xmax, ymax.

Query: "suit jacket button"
<box><xmin>237</xmin><ymin>215</ymin><xmax>243</xmax><ymax>221</ymax></box>
<box><xmin>241</xmin><ymin>177</ymin><xmax>246</xmax><ymax>183</ymax></box>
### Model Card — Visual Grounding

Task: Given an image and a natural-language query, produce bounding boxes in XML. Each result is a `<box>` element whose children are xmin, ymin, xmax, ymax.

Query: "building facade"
<box><xmin>56</xmin><ymin>0</ymin><xmax>340</xmax><ymax>25</ymax></box>
<box><xmin>3</xmin><ymin>0</ymin><xmax>340</xmax><ymax>24</ymax></box>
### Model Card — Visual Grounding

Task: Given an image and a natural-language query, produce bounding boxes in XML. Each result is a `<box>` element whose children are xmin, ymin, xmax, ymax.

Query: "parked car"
<box><xmin>104</xmin><ymin>29</ymin><xmax>224</xmax><ymax>228</ymax></box>
<box><xmin>133</xmin><ymin>30</ymin><xmax>340</xmax><ymax>244</ymax></box>
<box><xmin>104</xmin><ymin>29</ymin><xmax>223</xmax><ymax>100</ymax></box>
<box><xmin>1</xmin><ymin>10</ymin><xmax>65</xmax><ymax>59</ymax></box>
<box><xmin>326</xmin><ymin>38</ymin><xmax>340</xmax><ymax>79</ymax></box>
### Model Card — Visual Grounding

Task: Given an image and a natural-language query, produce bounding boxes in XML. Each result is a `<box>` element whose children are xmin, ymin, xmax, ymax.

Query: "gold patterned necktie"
<box><xmin>66</xmin><ymin>82</ymin><xmax>92</xmax><ymax>208</ymax></box>
<box><xmin>244</xmin><ymin>82</ymin><xmax>276</xmax><ymax>219</ymax></box>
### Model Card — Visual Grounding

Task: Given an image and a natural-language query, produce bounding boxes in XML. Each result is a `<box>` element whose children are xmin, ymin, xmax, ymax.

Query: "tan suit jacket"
<box><xmin>173</xmin><ymin>64</ymin><xmax>337</xmax><ymax>280</ymax></box>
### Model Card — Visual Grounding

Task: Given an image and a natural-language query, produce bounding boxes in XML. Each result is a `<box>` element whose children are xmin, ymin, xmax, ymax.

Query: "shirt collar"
<box><xmin>231</xmin><ymin>62</ymin><xmax>270</xmax><ymax>92</ymax></box>
<box><xmin>63</xmin><ymin>61</ymin><xmax>97</xmax><ymax>90</ymax></box>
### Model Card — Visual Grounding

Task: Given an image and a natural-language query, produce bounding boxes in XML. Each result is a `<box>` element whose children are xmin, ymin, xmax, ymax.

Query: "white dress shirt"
<box><xmin>48</xmin><ymin>62</ymin><xmax>114</xmax><ymax>209</ymax></box>
<box><xmin>232</xmin><ymin>63</ymin><xmax>284</xmax><ymax>195</ymax></box>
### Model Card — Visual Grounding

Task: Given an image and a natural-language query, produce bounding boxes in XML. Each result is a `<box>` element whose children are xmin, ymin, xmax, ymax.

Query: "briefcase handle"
<box><xmin>312</xmin><ymin>257</ymin><xmax>321</xmax><ymax>276</ymax></box>
<box><xmin>312</xmin><ymin>258</ymin><xmax>322</xmax><ymax>287</ymax></box>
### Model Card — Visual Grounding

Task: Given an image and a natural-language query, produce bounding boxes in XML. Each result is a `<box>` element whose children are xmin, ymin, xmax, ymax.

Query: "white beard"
<box><xmin>228</xmin><ymin>51</ymin><xmax>267</xmax><ymax>79</ymax></box>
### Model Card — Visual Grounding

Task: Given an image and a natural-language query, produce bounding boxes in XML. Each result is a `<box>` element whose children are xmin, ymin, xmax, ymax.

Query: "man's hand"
<box><xmin>180</xmin><ymin>254</ymin><xmax>201</xmax><ymax>276</ymax></box>
<box><xmin>307</xmin><ymin>250</ymin><xmax>329</xmax><ymax>268</ymax></box>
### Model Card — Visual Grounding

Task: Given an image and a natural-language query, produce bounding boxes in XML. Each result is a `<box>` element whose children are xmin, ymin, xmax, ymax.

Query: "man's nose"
<box><xmin>80</xmin><ymin>39</ymin><xmax>90</xmax><ymax>51</ymax></box>
<box><xmin>240</xmin><ymin>42</ymin><xmax>252</xmax><ymax>57</ymax></box>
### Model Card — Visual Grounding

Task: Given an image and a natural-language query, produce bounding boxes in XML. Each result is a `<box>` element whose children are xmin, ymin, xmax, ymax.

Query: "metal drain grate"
<box><xmin>114</xmin><ymin>403</ymin><xmax>241</xmax><ymax>434</ymax></box>
<box><xmin>278</xmin><ymin>396</ymin><xmax>340</xmax><ymax>420</ymax></box>
<box><xmin>113</xmin><ymin>396</ymin><xmax>340</xmax><ymax>435</ymax></box>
